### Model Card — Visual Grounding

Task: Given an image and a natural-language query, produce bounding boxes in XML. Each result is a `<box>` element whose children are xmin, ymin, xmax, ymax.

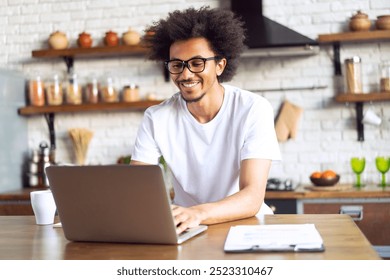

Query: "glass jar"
<box><xmin>46</xmin><ymin>73</ymin><xmax>63</xmax><ymax>105</ymax></box>
<box><xmin>122</xmin><ymin>83</ymin><xmax>140</xmax><ymax>102</ymax></box>
<box><xmin>101</xmin><ymin>76</ymin><xmax>118</xmax><ymax>103</ymax></box>
<box><xmin>379</xmin><ymin>61</ymin><xmax>390</xmax><ymax>92</ymax></box>
<box><xmin>65</xmin><ymin>72</ymin><xmax>82</xmax><ymax>105</ymax></box>
<box><xmin>344</xmin><ymin>56</ymin><xmax>363</xmax><ymax>94</ymax></box>
<box><xmin>28</xmin><ymin>75</ymin><xmax>45</xmax><ymax>106</ymax></box>
<box><xmin>85</xmin><ymin>76</ymin><xmax>100</xmax><ymax>103</ymax></box>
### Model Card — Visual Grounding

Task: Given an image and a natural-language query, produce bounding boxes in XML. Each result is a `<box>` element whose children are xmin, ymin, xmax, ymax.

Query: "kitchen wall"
<box><xmin>1</xmin><ymin>0</ymin><xmax>390</xmax><ymax>188</ymax></box>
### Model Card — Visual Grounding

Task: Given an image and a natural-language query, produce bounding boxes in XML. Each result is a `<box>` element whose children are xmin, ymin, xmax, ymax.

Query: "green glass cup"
<box><xmin>350</xmin><ymin>157</ymin><xmax>366</xmax><ymax>187</ymax></box>
<box><xmin>375</xmin><ymin>156</ymin><xmax>390</xmax><ymax>187</ymax></box>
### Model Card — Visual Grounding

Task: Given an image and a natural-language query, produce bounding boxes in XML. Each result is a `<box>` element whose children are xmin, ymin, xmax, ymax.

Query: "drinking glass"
<box><xmin>350</xmin><ymin>157</ymin><xmax>366</xmax><ymax>187</ymax></box>
<box><xmin>375</xmin><ymin>156</ymin><xmax>390</xmax><ymax>187</ymax></box>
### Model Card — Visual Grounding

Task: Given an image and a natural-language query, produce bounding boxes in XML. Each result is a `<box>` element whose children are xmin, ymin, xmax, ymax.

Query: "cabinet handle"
<box><xmin>339</xmin><ymin>205</ymin><xmax>363</xmax><ymax>221</ymax></box>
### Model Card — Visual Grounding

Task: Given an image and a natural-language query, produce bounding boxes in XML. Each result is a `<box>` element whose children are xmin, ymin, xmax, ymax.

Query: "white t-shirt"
<box><xmin>132</xmin><ymin>84</ymin><xmax>281</xmax><ymax>213</ymax></box>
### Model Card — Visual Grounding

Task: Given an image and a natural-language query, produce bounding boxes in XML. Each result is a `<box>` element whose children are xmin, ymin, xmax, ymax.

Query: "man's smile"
<box><xmin>180</xmin><ymin>81</ymin><xmax>200</xmax><ymax>88</ymax></box>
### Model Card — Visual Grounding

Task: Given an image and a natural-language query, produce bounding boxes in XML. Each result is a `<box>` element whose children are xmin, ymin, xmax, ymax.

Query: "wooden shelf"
<box><xmin>32</xmin><ymin>44</ymin><xmax>148</xmax><ymax>58</ymax></box>
<box><xmin>18</xmin><ymin>100</ymin><xmax>163</xmax><ymax>116</ymax></box>
<box><xmin>335</xmin><ymin>92</ymin><xmax>390</xmax><ymax>103</ymax></box>
<box><xmin>318</xmin><ymin>30</ymin><xmax>390</xmax><ymax>43</ymax></box>
<box><xmin>317</xmin><ymin>30</ymin><xmax>390</xmax><ymax>76</ymax></box>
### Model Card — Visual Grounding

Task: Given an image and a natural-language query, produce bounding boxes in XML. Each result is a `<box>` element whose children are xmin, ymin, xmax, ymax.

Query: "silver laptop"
<box><xmin>45</xmin><ymin>165</ymin><xmax>207</xmax><ymax>245</ymax></box>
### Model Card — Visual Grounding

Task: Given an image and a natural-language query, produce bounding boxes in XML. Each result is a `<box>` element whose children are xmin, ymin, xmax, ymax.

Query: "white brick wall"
<box><xmin>1</xmin><ymin>0</ymin><xmax>390</xmax><ymax>186</ymax></box>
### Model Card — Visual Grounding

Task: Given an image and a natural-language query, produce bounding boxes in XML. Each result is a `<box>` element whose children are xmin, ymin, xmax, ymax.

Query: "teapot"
<box><xmin>48</xmin><ymin>31</ymin><xmax>68</xmax><ymax>49</ymax></box>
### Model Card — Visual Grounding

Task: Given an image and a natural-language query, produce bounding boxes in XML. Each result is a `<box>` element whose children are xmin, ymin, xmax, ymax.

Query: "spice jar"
<box><xmin>28</xmin><ymin>75</ymin><xmax>45</xmax><ymax>106</ymax></box>
<box><xmin>65</xmin><ymin>72</ymin><xmax>82</xmax><ymax>104</ymax></box>
<box><xmin>122</xmin><ymin>84</ymin><xmax>140</xmax><ymax>102</ymax></box>
<box><xmin>101</xmin><ymin>76</ymin><xmax>118</xmax><ymax>102</ymax></box>
<box><xmin>85</xmin><ymin>76</ymin><xmax>100</xmax><ymax>103</ymax></box>
<box><xmin>380</xmin><ymin>61</ymin><xmax>390</xmax><ymax>92</ymax></box>
<box><xmin>46</xmin><ymin>74</ymin><xmax>63</xmax><ymax>105</ymax></box>
<box><xmin>344</xmin><ymin>56</ymin><xmax>363</xmax><ymax>94</ymax></box>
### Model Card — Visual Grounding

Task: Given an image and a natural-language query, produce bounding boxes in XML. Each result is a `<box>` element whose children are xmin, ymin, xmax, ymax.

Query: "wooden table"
<box><xmin>0</xmin><ymin>214</ymin><xmax>380</xmax><ymax>260</ymax></box>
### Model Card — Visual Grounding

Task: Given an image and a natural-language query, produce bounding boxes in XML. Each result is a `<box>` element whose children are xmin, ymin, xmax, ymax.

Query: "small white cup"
<box><xmin>30</xmin><ymin>190</ymin><xmax>56</xmax><ymax>225</ymax></box>
<box><xmin>362</xmin><ymin>109</ymin><xmax>382</xmax><ymax>126</ymax></box>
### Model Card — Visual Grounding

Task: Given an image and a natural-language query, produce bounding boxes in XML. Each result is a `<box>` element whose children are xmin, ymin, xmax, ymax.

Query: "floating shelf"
<box><xmin>32</xmin><ymin>45</ymin><xmax>148</xmax><ymax>58</ymax></box>
<box><xmin>317</xmin><ymin>30</ymin><xmax>390</xmax><ymax>75</ymax></box>
<box><xmin>18</xmin><ymin>100</ymin><xmax>162</xmax><ymax>116</ymax></box>
<box><xmin>318</xmin><ymin>30</ymin><xmax>390</xmax><ymax>43</ymax></box>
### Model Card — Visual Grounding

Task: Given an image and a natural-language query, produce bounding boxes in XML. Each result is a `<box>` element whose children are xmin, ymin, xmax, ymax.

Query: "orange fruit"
<box><xmin>310</xmin><ymin>171</ymin><xmax>322</xmax><ymax>179</ymax></box>
<box><xmin>321</xmin><ymin>170</ymin><xmax>337</xmax><ymax>179</ymax></box>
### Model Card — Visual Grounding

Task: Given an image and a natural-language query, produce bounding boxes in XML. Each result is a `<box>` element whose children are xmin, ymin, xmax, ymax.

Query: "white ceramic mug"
<box><xmin>30</xmin><ymin>190</ymin><xmax>56</xmax><ymax>225</ymax></box>
<box><xmin>362</xmin><ymin>109</ymin><xmax>382</xmax><ymax>126</ymax></box>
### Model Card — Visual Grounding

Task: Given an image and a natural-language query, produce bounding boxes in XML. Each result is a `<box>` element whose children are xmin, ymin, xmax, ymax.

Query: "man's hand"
<box><xmin>171</xmin><ymin>204</ymin><xmax>204</xmax><ymax>234</ymax></box>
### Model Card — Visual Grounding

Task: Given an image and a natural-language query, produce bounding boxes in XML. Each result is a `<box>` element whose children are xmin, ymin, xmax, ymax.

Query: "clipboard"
<box><xmin>224</xmin><ymin>224</ymin><xmax>325</xmax><ymax>253</ymax></box>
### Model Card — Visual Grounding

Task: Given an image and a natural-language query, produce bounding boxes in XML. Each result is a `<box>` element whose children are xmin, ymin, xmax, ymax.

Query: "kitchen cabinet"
<box><xmin>300</xmin><ymin>198</ymin><xmax>390</xmax><ymax>247</ymax></box>
<box><xmin>318</xmin><ymin>30</ymin><xmax>390</xmax><ymax>141</ymax></box>
<box><xmin>19</xmin><ymin>44</ymin><xmax>164</xmax><ymax>151</ymax></box>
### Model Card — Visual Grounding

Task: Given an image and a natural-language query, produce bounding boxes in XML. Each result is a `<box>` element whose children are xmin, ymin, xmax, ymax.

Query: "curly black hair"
<box><xmin>143</xmin><ymin>6</ymin><xmax>246</xmax><ymax>82</ymax></box>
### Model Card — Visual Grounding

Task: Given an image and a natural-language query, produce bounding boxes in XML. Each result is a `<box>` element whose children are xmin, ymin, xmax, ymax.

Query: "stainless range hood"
<box><xmin>231</xmin><ymin>0</ymin><xmax>319</xmax><ymax>57</ymax></box>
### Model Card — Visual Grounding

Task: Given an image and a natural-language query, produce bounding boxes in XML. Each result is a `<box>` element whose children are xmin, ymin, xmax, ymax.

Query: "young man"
<box><xmin>131</xmin><ymin>7</ymin><xmax>281</xmax><ymax>234</ymax></box>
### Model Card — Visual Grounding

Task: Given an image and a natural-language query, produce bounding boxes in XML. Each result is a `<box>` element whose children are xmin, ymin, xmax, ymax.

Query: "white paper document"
<box><xmin>224</xmin><ymin>224</ymin><xmax>324</xmax><ymax>252</ymax></box>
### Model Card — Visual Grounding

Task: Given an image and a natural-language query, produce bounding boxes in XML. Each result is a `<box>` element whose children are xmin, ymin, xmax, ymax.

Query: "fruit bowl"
<box><xmin>310</xmin><ymin>175</ymin><xmax>340</xmax><ymax>187</ymax></box>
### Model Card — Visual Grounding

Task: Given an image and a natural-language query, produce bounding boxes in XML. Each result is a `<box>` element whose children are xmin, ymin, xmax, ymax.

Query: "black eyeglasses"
<box><xmin>164</xmin><ymin>56</ymin><xmax>221</xmax><ymax>74</ymax></box>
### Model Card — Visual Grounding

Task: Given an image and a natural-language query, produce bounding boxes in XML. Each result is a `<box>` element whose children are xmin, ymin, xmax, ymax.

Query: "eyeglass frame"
<box><xmin>164</xmin><ymin>56</ymin><xmax>222</xmax><ymax>74</ymax></box>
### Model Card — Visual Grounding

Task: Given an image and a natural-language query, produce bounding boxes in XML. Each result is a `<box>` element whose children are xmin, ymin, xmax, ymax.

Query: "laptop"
<box><xmin>45</xmin><ymin>164</ymin><xmax>207</xmax><ymax>245</ymax></box>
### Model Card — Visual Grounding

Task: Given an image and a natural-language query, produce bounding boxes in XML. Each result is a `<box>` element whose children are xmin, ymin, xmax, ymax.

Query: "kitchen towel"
<box><xmin>275</xmin><ymin>100</ymin><xmax>303</xmax><ymax>142</ymax></box>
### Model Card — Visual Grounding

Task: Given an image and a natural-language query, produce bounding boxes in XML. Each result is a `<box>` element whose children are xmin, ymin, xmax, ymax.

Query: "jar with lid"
<box><xmin>101</xmin><ymin>75</ymin><xmax>118</xmax><ymax>103</ymax></box>
<box><xmin>65</xmin><ymin>72</ymin><xmax>82</xmax><ymax>104</ymax></box>
<box><xmin>344</xmin><ymin>56</ymin><xmax>363</xmax><ymax>94</ymax></box>
<box><xmin>46</xmin><ymin>73</ymin><xmax>63</xmax><ymax>105</ymax></box>
<box><xmin>379</xmin><ymin>61</ymin><xmax>390</xmax><ymax>92</ymax></box>
<box><xmin>84</xmin><ymin>75</ymin><xmax>100</xmax><ymax>103</ymax></box>
<box><xmin>28</xmin><ymin>74</ymin><xmax>45</xmax><ymax>106</ymax></box>
<box><xmin>122</xmin><ymin>83</ymin><xmax>140</xmax><ymax>102</ymax></box>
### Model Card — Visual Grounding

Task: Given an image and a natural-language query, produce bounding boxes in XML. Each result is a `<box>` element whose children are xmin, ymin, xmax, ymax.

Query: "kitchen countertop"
<box><xmin>1</xmin><ymin>184</ymin><xmax>390</xmax><ymax>201</ymax></box>
<box><xmin>266</xmin><ymin>184</ymin><xmax>390</xmax><ymax>199</ymax></box>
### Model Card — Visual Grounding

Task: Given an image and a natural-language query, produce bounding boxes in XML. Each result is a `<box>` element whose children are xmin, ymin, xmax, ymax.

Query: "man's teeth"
<box><xmin>182</xmin><ymin>82</ymin><xmax>198</xmax><ymax>88</ymax></box>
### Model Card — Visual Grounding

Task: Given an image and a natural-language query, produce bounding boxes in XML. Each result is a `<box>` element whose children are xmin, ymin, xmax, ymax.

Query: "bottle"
<box><xmin>344</xmin><ymin>56</ymin><xmax>363</xmax><ymax>94</ymax></box>
<box><xmin>379</xmin><ymin>61</ymin><xmax>390</xmax><ymax>92</ymax></box>
<box><xmin>37</xmin><ymin>142</ymin><xmax>51</xmax><ymax>187</ymax></box>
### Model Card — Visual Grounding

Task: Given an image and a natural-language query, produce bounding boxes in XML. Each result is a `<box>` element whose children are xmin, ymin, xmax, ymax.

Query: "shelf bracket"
<box><xmin>63</xmin><ymin>56</ymin><xmax>74</xmax><ymax>74</ymax></box>
<box><xmin>44</xmin><ymin>113</ymin><xmax>56</xmax><ymax>151</ymax></box>
<box><xmin>355</xmin><ymin>102</ymin><xmax>364</xmax><ymax>142</ymax></box>
<box><xmin>333</xmin><ymin>42</ymin><xmax>341</xmax><ymax>76</ymax></box>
